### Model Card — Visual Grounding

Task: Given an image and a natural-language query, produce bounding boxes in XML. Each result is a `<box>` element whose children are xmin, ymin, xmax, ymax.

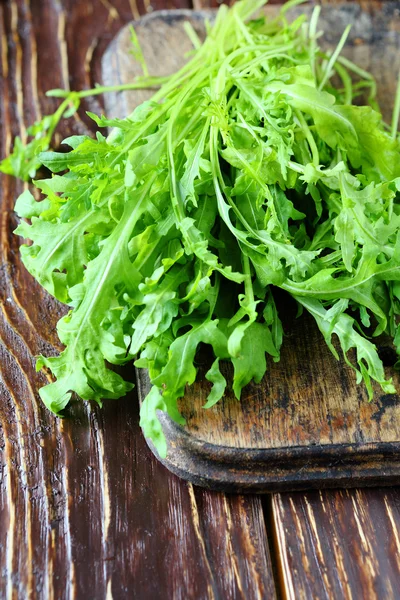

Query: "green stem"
<box><xmin>318</xmin><ymin>25</ymin><xmax>351</xmax><ymax>91</ymax></box>
<box><xmin>46</xmin><ymin>79</ymin><xmax>168</xmax><ymax>99</ymax></box>
<box><xmin>242</xmin><ymin>253</ymin><xmax>254</xmax><ymax>305</ymax></box>
<box><xmin>391</xmin><ymin>69</ymin><xmax>400</xmax><ymax>140</ymax></box>
<box><xmin>308</xmin><ymin>5</ymin><xmax>321</xmax><ymax>82</ymax></box>
<box><xmin>294</xmin><ymin>109</ymin><xmax>319</xmax><ymax>166</ymax></box>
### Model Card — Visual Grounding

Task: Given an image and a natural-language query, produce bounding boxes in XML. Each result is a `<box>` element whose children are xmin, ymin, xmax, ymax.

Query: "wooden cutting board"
<box><xmin>102</xmin><ymin>3</ymin><xmax>400</xmax><ymax>493</ymax></box>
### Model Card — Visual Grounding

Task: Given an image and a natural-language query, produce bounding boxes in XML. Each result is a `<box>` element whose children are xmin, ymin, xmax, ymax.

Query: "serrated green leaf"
<box><xmin>203</xmin><ymin>358</ymin><xmax>227</xmax><ymax>408</ymax></box>
<box><xmin>232</xmin><ymin>322</ymin><xmax>278</xmax><ymax>399</ymax></box>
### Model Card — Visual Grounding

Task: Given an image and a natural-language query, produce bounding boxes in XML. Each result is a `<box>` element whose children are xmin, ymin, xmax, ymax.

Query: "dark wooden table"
<box><xmin>1</xmin><ymin>1</ymin><xmax>400</xmax><ymax>598</ymax></box>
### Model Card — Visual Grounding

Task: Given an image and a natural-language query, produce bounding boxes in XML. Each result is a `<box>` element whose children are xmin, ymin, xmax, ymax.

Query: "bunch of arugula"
<box><xmin>2</xmin><ymin>0</ymin><xmax>400</xmax><ymax>458</ymax></box>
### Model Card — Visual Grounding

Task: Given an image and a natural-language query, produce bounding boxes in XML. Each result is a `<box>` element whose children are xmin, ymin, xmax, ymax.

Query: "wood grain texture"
<box><xmin>103</xmin><ymin>3</ymin><xmax>400</xmax><ymax>492</ymax></box>
<box><xmin>0</xmin><ymin>0</ymin><xmax>276</xmax><ymax>598</ymax></box>
<box><xmin>272</xmin><ymin>488</ymin><xmax>400</xmax><ymax>599</ymax></box>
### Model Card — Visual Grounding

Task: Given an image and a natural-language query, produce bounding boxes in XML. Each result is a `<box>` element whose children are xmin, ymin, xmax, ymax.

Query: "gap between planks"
<box><xmin>262</xmin><ymin>495</ymin><xmax>288</xmax><ymax>600</ymax></box>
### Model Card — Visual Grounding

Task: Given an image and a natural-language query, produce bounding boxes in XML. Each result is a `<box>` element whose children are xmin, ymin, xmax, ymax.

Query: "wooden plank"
<box><xmin>272</xmin><ymin>488</ymin><xmax>400</xmax><ymax>599</ymax></box>
<box><xmin>192</xmin><ymin>489</ymin><xmax>275</xmax><ymax>599</ymax></box>
<box><xmin>97</xmin><ymin>395</ymin><xmax>277</xmax><ymax>600</ymax></box>
<box><xmin>102</xmin><ymin>3</ymin><xmax>400</xmax><ymax>492</ymax></box>
<box><xmin>0</xmin><ymin>0</ymin><xmax>276</xmax><ymax>598</ymax></box>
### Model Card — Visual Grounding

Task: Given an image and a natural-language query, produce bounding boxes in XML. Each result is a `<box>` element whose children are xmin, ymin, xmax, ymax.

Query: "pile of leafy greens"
<box><xmin>2</xmin><ymin>0</ymin><xmax>400</xmax><ymax>457</ymax></box>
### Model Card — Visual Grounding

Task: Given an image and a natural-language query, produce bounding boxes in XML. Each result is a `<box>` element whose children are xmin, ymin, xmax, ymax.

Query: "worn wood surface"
<box><xmin>0</xmin><ymin>1</ymin><xmax>277</xmax><ymax>598</ymax></box>
<box><xmin>272</xmin><ymin>488</ymin><xmax>400</xmax><ymax>599</ymax></box>
<box><xmin>103</xmin><ymin>3</ymin><xmax>400</xmax><ymax>492</ymax></box>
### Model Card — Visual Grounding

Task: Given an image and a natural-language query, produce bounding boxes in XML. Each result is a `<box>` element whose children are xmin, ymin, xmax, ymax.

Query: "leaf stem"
<box><xmin>308</xmin><ymin>5</ymin><xmax>321</xmax><ymax>82</ymax></box>
<box><xmin>294</xmin><ymin>108</ymin><xmax>319</xmax><ymax>166</ymax></box>
<box><xmin>46</xmin><ymin>79</ymin><xmax>168</xmax><ymax>98</ymax></box>
<box><xmin>242</xmin><ymin>253</ymin><xmax>255</xmax><ymax>305</ymax></box>
<box><xmin>318</xmin><ymin>25</ymin><xmax>351</xmax><ymax>91</ymax></box>
<box><xmin>391</xmin><ymin>69</ymin><xmax>400</xmax><ymax>140</ymax></box>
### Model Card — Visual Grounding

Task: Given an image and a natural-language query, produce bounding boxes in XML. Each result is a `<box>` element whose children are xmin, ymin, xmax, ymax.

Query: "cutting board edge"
<box><xmin>145</xmin><ymin>413</ymin><xmax>400</xmax><ymax>493</ymax></box>
<box><xmin>137</xmin><ymin>371</ymin><xmax>400</xmax><ymax>492</ymax></box>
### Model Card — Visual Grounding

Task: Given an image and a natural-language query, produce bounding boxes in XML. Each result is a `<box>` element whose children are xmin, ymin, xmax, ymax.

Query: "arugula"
<box><xmin>2</xmin><ymin>0</ymin><xmax>400</xmax><ymax>458</ymax></box>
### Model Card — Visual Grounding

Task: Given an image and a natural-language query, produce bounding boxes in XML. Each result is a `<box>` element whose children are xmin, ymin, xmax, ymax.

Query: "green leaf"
<box><xmin>203</xmin><ymin>358</ymin><xmax>227</xmax><ymax>408</ymax></box>
<box><xmin>299</xmin><ymin>297</ymin><xmax>395</xmax><ymax>399</ymax></box>
<box><xmin>39</xmin><ymin>150</ymin><xmax>95</xmax><ymax>172</ymax></box>
<box><xmin>128</xmin><ymin>128</ymin><xmax>166</xmax><ymax>178</ymax></box>
<box><xmin>139</xmin><ymin>386</ymin><xmax>168</xmax><ymax>458</ymax></box>
<box><xmin>180</xmin><ymin>119</ymin><xmax>210</xmax><ymax>205</ymax></box>
<box><xmin>152</xmin><ymin>320</ymin><xmax>228</xmax><ymax>420</ymax></box>
<box><xmin>37</xmin><ymin>189</ymin><xmax>151</xmax><ymax>412</ymax></box>
<box><xmin>334</xmin><ymin>208</ymin><xmax>355</xmax><ymax>272</ymax></box>
<box><xmin>339</xmin><ymin>106</ymin><xmax>400</xmax><ymax>181</ymax></box>
<box><xmin>15</xmin><ymin>208</ymin><xmax>110</xmax><ymax>302</ymax></box>
<box><xmin>0</xmin><ymin>106</ymin><xmax>73</xmax><ymax>180</ymax></box>
<box><xmin>232</xmin><ymin>322</ymin><xmax>278</xmax><ymax>399</ymax></box>
<box><xmin>15</xmin><ymin>189</ymin><xmax>50</xmax><ymax>218</ymax></box>
<box><xmin>130</xmin><ymin>265</ymin><xmax>190</xmax><ymax>355</ymax></box>
<box><xmin>268</xmin><ymin>80</ymin><xmax>358</xmax><ymax>150</ymax></box>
